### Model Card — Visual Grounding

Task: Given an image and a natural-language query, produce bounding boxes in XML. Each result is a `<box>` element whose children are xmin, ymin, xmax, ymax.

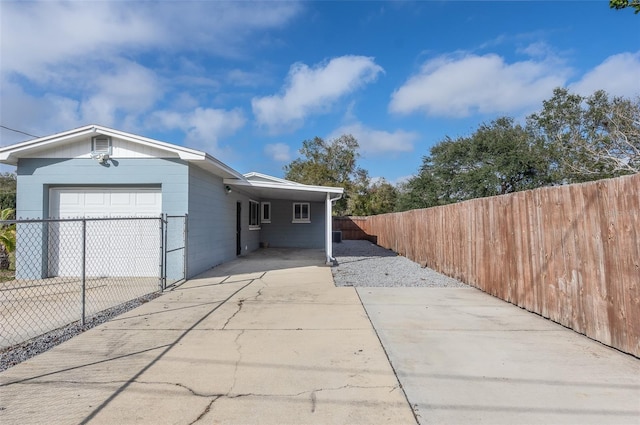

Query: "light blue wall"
<box><xmin>186</xmin><ymin>165</ymin><xmax>259</xmax><ymax>278</ymax></box>
<box><xmin>259</xmin><ymin>199</ymin><xmax>325</xmax><ymax>248</ymax></box>
<box><xmin>14</xmin><ymin>157</ymin><xmax>320</xmax><ymax>281</ymax></box>
<box><xmin>16</xmin><ymin>158</ymin><xmax>188</xmax><ymax>279</ymax></box>
<box><xmin>17</xmin><ymin>158</ymin><xmax>188</xmax><ymax>218</ymax></box>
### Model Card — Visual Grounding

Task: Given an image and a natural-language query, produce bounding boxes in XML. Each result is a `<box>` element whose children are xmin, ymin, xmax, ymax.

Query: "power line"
<box><xmin>0</xmin><ymin>125</ymin><xmax>40</xmax><ymax>139</ymax></box>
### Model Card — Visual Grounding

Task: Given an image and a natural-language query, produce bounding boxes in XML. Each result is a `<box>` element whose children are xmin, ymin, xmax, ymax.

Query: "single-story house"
<box><xmin>0</xmin><ymin>124</ymin><xmax>343</xmax><ymax>279</ymax></box>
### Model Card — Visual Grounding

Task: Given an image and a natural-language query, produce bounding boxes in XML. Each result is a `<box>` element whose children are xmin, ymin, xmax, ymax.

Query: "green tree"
<box><xmin>424</xmin><ymin>117</ymin><xmax>551</xmax><ymax>204</ymax></box>
<box><xmin>610</xmin><ymin>0</ymin><xmax>640</xmax><ymax>13</ymax></box>
<box><xmin>395</xmin><ymin>169</ymin><xmax>445</xmax><ymax>212</ymax></box>
<box><xmin>284</xmin><ymin>135</ymin><xmax>369</xmax><ymax>215</ymax></box>
<box><xmin>0</xmin><ymin>208</ymin><xmax>16</xmax><ymax>270</ymax></box>
<box><xmin>353</xmin><ymin>178</ymin><xmax>398</xmax><ymax>216</ymax></box>
<box><xmin>0</xmin><ymin>173</ymin><xmax>16</xmax><ymax>210</ymax></box>
<box><xmin>527</xmin><ymin>88</ymin><xmax>640</xmax><ymax>182</ymax></box>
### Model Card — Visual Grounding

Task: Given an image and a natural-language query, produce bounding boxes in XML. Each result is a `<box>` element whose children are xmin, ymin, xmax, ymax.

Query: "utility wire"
<box><xmin>0</xmin><ymin>125</ymin><xmax>40</xmax><ymax>139</ymax></box>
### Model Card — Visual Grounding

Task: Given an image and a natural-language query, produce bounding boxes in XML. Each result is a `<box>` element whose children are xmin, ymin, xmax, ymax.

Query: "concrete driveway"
<box><xmin>0</xmin><ymin>249</ymin><xmax>415</xmax><ymax>424</ymax></box>
<box><xmin>358</xmin><ymin>287</ymin><xmax>640</xmax><ymax>425</ymax></box>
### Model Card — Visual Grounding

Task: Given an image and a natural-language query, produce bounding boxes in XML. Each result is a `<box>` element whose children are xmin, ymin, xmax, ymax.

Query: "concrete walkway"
<box><xmin>358</xmin><ymin>287</ymin><xmax>640</xmax><ymax>425</ymax></box>
<box><xmin>0</xmin><ymin>249</ymin><xmax>415</xmax><ymax>424</ymax></box>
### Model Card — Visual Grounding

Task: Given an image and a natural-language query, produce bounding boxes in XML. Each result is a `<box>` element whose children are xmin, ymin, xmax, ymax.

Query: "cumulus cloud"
<box><xmin>1</xmin><ymin>1</ymin><xmax>302</xmax><ymax>79</ymax></box>
<box><xmin>80</xmin><ymin>60</ymin><xmax>162</xmax><ymax>127</ymax></box>
<box><xmin>389</xmin><ymin>53</ymin><xmax>569</xmax><ymax>118</ymax></box>
<box><xmin>264</xmin><ymin>143</ymin><xmax>292</xmax><ymax>162</ymax></box>
<box><xmin>329</xmin><ymin>122</ymin><xmax>417</xmax><ymax>155</ymax></box>
<box><xmin>252</xmin><ymin>56</ymin><xmax>384</xmax><ymax>133</ymax></box>
<box><xmin>569</xmin><ymin>52</ymin><xmax>640</xmax><ymax>97</ymax></box>
<box><xmin>151</xmin><ymin>107</ymin><xmax>246</xmax><ymax>156</ymax></box>
<box><xmin>0</xmin><ymin>1</ymin><xmax>301</xmax><ymax>145</ymax></box>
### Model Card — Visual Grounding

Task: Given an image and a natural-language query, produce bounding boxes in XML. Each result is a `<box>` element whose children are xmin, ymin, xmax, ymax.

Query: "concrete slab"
<box><xmin>0</xmin><ymin>249</ymin><xmax>415</xmax><ymax>424</ymax></box>
<box><xmin>358</xmin><ymin>287</ymin><xmax>640</xmax><ymax>425</ymax></box>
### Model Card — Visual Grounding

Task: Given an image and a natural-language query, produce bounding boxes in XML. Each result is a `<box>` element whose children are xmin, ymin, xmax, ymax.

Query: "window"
<box><xmin>249</xmin><ymin>200</ymin><xmax>260</xmax><ymax>229</ymax></box>
<box><xmin>292</xmin><ymin>202</ymin><xmax>310</xmax><ymax>223</ymax></box>
<box><xmin>92</xmin><ymin>135</ymin><xmax>112</xmax><ymax>154</ymax></box>
<box><xmin>261</xmin><ymin>202</ymin><xmax>271</xmax><ymax>223</ymax></box>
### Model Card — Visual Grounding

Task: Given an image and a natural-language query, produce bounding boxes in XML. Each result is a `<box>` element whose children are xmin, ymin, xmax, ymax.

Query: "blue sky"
<box><xmin>1</xmin><ymin>1</ymin><xmax>639</xmax><ymax>183</ymax></box>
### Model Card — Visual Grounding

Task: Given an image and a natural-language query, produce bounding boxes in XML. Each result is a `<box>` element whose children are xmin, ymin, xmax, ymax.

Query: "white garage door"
<box><xmin>49</xmin><ymin>188</ymin><xmax>162</xmax><ymax>277</ymax></box>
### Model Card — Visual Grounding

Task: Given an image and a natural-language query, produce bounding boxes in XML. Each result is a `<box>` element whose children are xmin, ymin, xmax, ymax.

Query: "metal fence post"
<box><xmin>81</xmin><ymin>218</ymin><xmax>86</xmax><ymax>326</ymax></box>
<box><xmin>183</xmin><ymin>213</ymin><xmax>188</xmax><ymax>281</ymax></box>
<box><xmin>159</xmin><ymin>215</ymin><xmax>165</xmax><ymax>291</ymax></box>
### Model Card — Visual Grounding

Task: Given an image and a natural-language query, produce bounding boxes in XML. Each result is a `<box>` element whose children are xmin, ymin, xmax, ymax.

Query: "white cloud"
<box><xmin>329</xmin><ymin>122</ymin><xmax>418</xmax><ymax>154</ymax></box>
<box><xmin>80</xmin><ymin>60</ymin><xmax>162</xmax><ymax>127</ymax></box>
<box><xmin>252</xmin><ymin>56</ymin><xmax>384</xmax><ymax>133</ymax></box>
<box><xmin>264</xmin><ymin>143</ymin><xmax>292</xmax><ymax>162</ymax></box>
<box><xmin>152</xmin><ymin>107</ymin><xmax>246</xmax><ymax>156</ymax></box>
<box><xmin>1</xmin><ymin>1</ymin><xmax>302</xmax><ymax>79</ymax></box>
<box><xmin>569</xmin><ymin>52</ymin><xmax>640</xmax><ymax>97</ymax></box>
<box><xmin>0</xmin><ymin>1</ymin><xmax>300</xmax><ymax>145</ymax></box>
<box><xmin>389</xmin><ymin>53</ymin><xmax>569</xmax><ymax>118</ymax></box>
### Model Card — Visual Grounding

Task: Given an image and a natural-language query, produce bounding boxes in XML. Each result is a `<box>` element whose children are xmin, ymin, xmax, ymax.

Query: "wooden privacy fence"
<box><xmin>345</xmin><ymin>174</ymin><xmax>640</xmax><ymax>357</ymax></box>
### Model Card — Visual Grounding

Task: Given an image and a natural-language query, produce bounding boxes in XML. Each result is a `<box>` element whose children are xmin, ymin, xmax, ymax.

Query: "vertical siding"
<box><xmin>260</xmin><ymin>200</ymin><xmax>325</xmax><ymax>248</ymax></box>
<box><xmin>350</xmin><ymin>174</ymin><xmax>640</xmax><ymax>357</ymax></box>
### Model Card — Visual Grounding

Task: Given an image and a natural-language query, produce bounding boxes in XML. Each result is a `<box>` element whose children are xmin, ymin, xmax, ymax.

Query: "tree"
<box><xmin>0</xmin><ymin>208</ymin><xmax>16</xmax><ymax>270</ymax></box>
<box><xmin>610</xmin><ymin>0</ymin><xmax>640</xmax><ymax>13</ymax></box>
<box><xmin>0</xmin><ymin>173</ymin><xmax>16</xmax><ymax>210</ymax></box>
<box><xmin>421</xmin><ymin>117</ymin><xmax>551</xmax><ymax>204</ymax></box>
<box><xmin>527</xmin><ymin>88</ymin><xmax>640</xmax><ymax>182</ymax></box>
<box><xmin>395</xmin><ymin>171</ymin><xmax>443</xmax><ymax>211</ymax></box>
<box><xmin>284</xmin><ymin>135</ymin><xmax>369</xmax><ymax>215</ymax></box>
<box><xmin>353</xmin><ymin>178</ymin><xmax>398</xmax><ymax>216</ymax></box>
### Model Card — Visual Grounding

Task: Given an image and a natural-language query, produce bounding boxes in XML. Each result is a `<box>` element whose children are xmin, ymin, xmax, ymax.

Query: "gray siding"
<box><xmin>186</xmin><ymin>165</ymin><xmax>259</xmax><ymax>278</ymax></box>
<box><xmin>259</xmin><ymin>200</ymin><xmax>325</xmax><ymax>248</ymax></box>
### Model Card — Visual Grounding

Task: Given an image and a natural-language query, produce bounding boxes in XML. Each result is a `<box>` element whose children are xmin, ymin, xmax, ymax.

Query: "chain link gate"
<box><xmin>0</xmin><ymin>215</ymin><xmax>187</xmax><ymax>349</ymax></box>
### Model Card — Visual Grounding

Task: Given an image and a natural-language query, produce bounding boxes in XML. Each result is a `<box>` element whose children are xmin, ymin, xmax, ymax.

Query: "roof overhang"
<box><xmin>224</xmin><ymin>175</ymin><xmax>343</xmax><ymax>202</ymax></box>
<box><xmin>0</xmin><ymin>124</ymin><xmax>244</xmax><ymax>179</ymax></box>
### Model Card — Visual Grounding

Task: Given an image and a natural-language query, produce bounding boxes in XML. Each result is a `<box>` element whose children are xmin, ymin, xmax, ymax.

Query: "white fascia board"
<box><xmin>0</xmin><ymin>124</ymin><xmax>97</xmax><ymax>163</ymax></box>
<box><xmin>0</xmin><ymin>124</ymin><xmax>208</xmax><ymax>163</ymax></box>
<box><xmin>224</xmin><ymin>178</ymin><xmax>343</xmax><ymax>194</ymax></box>
<box><xmin>243</xmin><ymin>172</ymin><xmax>298</xmax><ymax>185</ymax></box>
<box><xmin>203</xmin><ymin>154</ymin><xmax>246</xmax><ymax>180</ymax></box>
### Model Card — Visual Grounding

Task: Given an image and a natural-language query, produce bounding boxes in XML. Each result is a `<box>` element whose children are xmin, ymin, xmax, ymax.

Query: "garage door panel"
<box><xmin>49</xmin><ymin>188</ymin><xmax>161</xmax><ymax>277</ymax></box>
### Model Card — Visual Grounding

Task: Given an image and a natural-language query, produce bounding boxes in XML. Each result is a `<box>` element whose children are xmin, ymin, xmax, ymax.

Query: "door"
<box><xmin>236</xmin><ymin>202</ymin><xmax>242</xmax><ymax>255</ymax></box>
<box><xmin>49</xmin><ymin>187</ymin><xmax>162</xmax><ymax>277</ymax></box>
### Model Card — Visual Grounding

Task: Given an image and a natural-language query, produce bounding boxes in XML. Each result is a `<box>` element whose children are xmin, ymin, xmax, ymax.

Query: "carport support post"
<box><xmin>325</xmin><ymin>192</ymin><xmax>332</xmax><ymax>264</ymax></box>
<box><xmin>81</xmin><ymin>218</ymin><xmax>86</xmax><ymax>326</ymax></box>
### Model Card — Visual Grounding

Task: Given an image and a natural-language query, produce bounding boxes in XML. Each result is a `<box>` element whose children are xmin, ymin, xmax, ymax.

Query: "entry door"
<box><xmin>236</xmin><ymin>202</ymin><xmax>242</xmax><ymax>255</ymax></box>
<box><xmin>49</xmin><ymin>188</ymin><xmax>162</xmax><ymax>277</ymax></box>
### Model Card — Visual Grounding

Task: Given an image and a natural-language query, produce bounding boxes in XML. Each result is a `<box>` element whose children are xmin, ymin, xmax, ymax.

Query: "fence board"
<box><xmin>339</xmin><ymin>174</ymin><xmax>639</xmax><ymax>357</ymax></box>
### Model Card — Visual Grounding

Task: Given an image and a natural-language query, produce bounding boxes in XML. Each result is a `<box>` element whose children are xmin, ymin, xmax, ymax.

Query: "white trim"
<box><xmin>249</xmin><ymin>200</ymin><xmax>261</xmax><ymax>229</ymax></box>
<box><xmin>292</xmin><ymin>202</ymin><xmax>310</xmax><ymax>223</ymax></box>
<box><xmin>224</xmin><ymin>177</ymin><xmax>342</xmax><ymax>194</ymax></box>
<box><xmin>261</xmin><ymin>202</ymin><xmax>271</xmax><ymax>223</ymax></box>
<box><xmin>244</xmin><ymin>172</ymin><xmax>298</xmax><ymax>185</ymax></box>
<box><xmin>0</xmin><ymin>124</ymin><xmax>247</xmax><ymax>180</ymax></box>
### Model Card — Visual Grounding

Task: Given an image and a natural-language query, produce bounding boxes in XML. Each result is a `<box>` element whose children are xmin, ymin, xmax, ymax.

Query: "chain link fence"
<box><xmin>0</xmin><ymin>215</ymin><xmax>186</xmax><ymax>349</ymax></box>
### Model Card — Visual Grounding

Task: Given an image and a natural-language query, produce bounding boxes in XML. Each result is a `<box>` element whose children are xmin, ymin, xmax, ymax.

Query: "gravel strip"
<box><xmin>331</xmin><ymin>240</ymin><xmax>467</xmax><ymax>288</ymax></box>
<box><xmin>0</xmin><ymin>292</ymin><xmax>161</xmax><ymax>372</ymax></box>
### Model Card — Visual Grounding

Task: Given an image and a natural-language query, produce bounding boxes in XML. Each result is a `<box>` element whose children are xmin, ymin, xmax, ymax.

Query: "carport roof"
<box><xmin>224</xmin><ymin>172</ymin><xmax>343</xmax><ymax>202</ymax></box>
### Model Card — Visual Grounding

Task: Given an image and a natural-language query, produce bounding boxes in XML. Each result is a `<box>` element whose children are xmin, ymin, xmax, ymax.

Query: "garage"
<box><xmin>50</xmin><ymin>187</ymin><xmax>162</xmax><ymax>219</ymax></box>
<box><xmin>48</xmin><ymin>187</ymin><xmax>162</xmax><ymax>277</ymax></box>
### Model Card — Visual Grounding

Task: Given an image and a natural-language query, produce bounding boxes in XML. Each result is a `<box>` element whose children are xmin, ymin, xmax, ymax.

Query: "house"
<box><xmin>0</xmin><ymin>125</ymin><xmax>343</xmax><ymax>279</ymax></box>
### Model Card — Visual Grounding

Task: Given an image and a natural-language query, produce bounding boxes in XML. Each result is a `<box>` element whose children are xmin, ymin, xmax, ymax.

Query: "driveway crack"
<box><xmin>228</xmin><ymin>329</ymin><xmax>245</xmax><ymax>395</ymax></box>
